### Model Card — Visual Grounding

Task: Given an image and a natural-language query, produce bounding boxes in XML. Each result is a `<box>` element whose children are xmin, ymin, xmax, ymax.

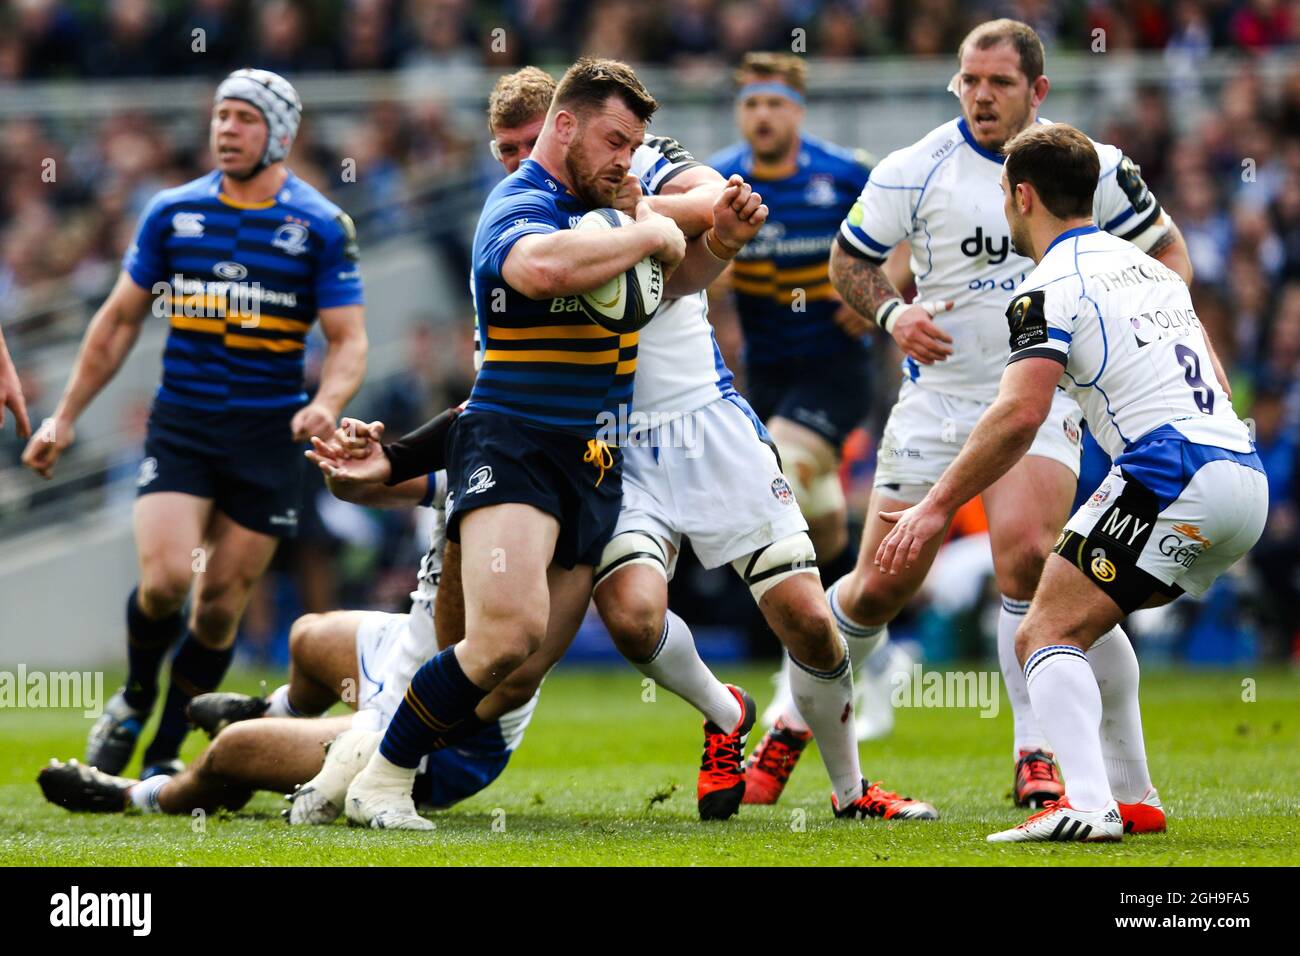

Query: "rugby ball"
<box><xmin>572</xmin><ymin>208</ymin><xmax>664</xmax><ymax>333</ymax></box>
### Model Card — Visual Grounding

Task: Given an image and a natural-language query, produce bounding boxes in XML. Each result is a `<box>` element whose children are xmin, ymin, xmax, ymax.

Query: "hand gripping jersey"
<box><xmin>124</xmin><ymin>170</ymin><xmax>363</xmax><ymax>412</ymax></box>
<box><xmin>709</xmin><ymin>135</ymin><xmax>872</xmax><ymax>367</ymax></box>
<box><xmin>1006</xmin><ymin>226</ymin><xmax>1250</xmax><ymax>458</ymax></box>
<box><xmin>838</xmin><ymin>117</ymin><xmax>1167</xmax><ymax>403</ymax></box>
<box><xmin>627</xmin><ymin>135</ymin><xmax>743</xmax><ymax>416</ymax></box>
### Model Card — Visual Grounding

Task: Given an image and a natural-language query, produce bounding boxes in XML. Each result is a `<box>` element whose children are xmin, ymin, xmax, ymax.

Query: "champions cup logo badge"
<box><xmin>1011</xmin><ymin>295</ymin><xmax>1032</xmax><ymax>328</ymax></box>
<box><xmin>771</xmin><ymin>476</ymin><xmax>794</xmax><ymax>504</ymax></box>
<box><xmin>213</xmin><ymin>260</ymin><xmax>248</xmax><ymax>280</ymax></box>
<box><xmin>466</xmin><ymin>466</ymin><xmax>496</xmax><ymax>495</ymax></box>
<box><xmin>272</xmin><ymin>222</ymin><xmax>310</xmax><ymax>255</ymax></box>
<box><xmin>1063</xmin><ymin>417</ymin><xmax>1081</xmax><ymax>445</ymax></box>
<box><xmin>1088</xmin><ymin>483</ymin><xmax>1112</xmax><ymax>508</ymax></box>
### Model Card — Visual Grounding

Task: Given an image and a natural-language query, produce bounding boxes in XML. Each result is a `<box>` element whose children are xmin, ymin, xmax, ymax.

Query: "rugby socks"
<box><xmin>827</xmin><ymin>579</ymin><xmax>889</xmax><ymax>667</ymax></box>
<box><xmin>129</xmin><ymin>775</ymin><xmax>169</xmax><ymax>814</ymax></box>
<box><xmin>1087</xmin><ymin>626</ymin><xmax>1155</xmax><ymax>803</ymax></box>
<box><xmin>266</xmin><ymin>683</ymin><xmax>318</xmax><ymax>718</ymax></box>
<box><xmin>142</xmin><ymin>633</ymin><xmax>234</xmax><ymax>765</ymax></box>
<box><xmin>379</xmin><ymin>646</ymin><xmax>487</xmax><ymax>769</ymax></box>
<box><xmin>1023</xmin><ymin>644</ymin><xmax>1111</xmax><ymax>812</ymax></box>
<box><xmin>123</xmin><ymin>587</ymin><xmax>185</xmax><ymax>712</ymax></box>
<box><xmin>787</xmin><ymin>648</ymin><xmax>863</xmax><ymax>806</ymax></box>
<box><xmin>628</xmin><ymin>610</ymin><xmax>742</xmax><ymax>731</ymax></box>
<box><xmin>998</xmin><ymin>595</ymin><xmax>1050</xmax><ymax>757</ymax></box>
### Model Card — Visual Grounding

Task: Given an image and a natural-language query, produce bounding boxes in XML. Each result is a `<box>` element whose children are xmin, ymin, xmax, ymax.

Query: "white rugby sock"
<box><xmin>266</xmin><ymin>683</ymin><xmax>316</xmax><ymax>718</ymax></box>
<box><xmin>827</xmin><ymin>579</ymin><xmax>889</xmax><ymax>666</ymax></box>
<box><xmin>1023</xmin><ymin>645</ymin><xmax>1112</xmax><ymax>812</ymax></box>
<box><xmin>773</xmin><ymin>578</ymin><xmax>887</xmax><ymax>735</ymax></box>
<box><xmin>1087</xmin><ymin>626</ymin><xmax>1154</xmax><ymax>804</ymax></box>
<box><xmin>787</xmin><ymin>648</ymin><xmax>863</xmax><ymax>806</ymax></box>
<box><xmin>631</xmin><ymin>611</ymin><xmax>742</xmax><ymax>732</ymax></box>
<box><xmin>999</xmin><ymin>596</ymin><xmax>1050</xmax><ymax>756</ymax></box>
<box><xmin>129</xmin><ymin>775</ymin><xmax>169</xmax><ymax>814</ymax></box>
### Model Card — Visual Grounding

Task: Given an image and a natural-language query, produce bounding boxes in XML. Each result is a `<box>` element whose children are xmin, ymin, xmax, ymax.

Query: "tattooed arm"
<box><xmin>829</xmin><ymin>241</ymin><xmax>954</xmax><ymax>364</ymax></box>
<box><xmin>1145</xmin><ymin>219</ymin><xmax>1193</xmax><ymax>285</ymax></box>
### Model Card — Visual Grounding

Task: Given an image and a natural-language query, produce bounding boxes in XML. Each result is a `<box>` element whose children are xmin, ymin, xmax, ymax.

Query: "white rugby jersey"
<box><xmin>1007</xmin><ymin>226</ymin><xmax>1250</xmax><ymax>459</ymax></box>
<box><xmin>629</xmin><ymin>135</ymin><xmax>739</xmax><ymax>415</ymax></box>
<box><xmin>839</xmin><ymin>117</ymin><xmax>1169</xmax><ymax>403</ymax></box>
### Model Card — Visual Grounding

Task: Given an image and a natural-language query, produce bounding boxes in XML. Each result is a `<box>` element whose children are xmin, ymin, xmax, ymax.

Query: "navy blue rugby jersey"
<box><xmin>124</xmin><ymin>169</ymin><xmax>363</xmax><ymax>413</ymax></box>
<box><xmin>707</xmin><ymin>135</ymin><xmax>871</xmax><ymax>367</ymax></box>
<box><xmin>467</xmin><ymin>158</ymin><xmax>636</xmax><ymax>436</ymax></box>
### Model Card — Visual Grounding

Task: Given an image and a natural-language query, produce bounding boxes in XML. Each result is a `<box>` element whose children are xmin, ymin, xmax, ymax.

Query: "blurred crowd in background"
<box><xmin>1</xmin><ymin>1</ymin><xmax>1297</xmax><ymax>664</ymax></box>
<box><xmin>2</xmin><ymin>0</ymin><xmax>1299</xmax><ymax>79</ymax></box>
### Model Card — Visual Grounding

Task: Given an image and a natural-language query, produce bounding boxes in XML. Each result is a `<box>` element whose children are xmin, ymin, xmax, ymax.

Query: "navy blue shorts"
<box><xmin>444</xmin><ymin>411</ymin><xmax>622</xmax><ymax>569</ymax></box>
<box><xmin>136</xmin><ymin>399</ymin><xmax>305</xmax><ymax>538</ymax></box>
<box><xmin>413</xmin><ymin>731</ymin><xmax>512</xmax><ymax>810</ymax></box>
<box><xmin>745</xmin><ymin>350</ymin><xmax>871</xmax><ymax>448</ymax></box>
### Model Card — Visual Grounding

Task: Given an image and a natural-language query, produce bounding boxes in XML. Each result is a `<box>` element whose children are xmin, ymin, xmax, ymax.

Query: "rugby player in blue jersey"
<box><xmin>22</xmin><ymin>69</ymin><xmax>368</xmax><ymax>780</ymax></box>
<box><xmin>340</xmin><ymin>58</ymin><xmax>689</xmax><ymax>829</ymax></box>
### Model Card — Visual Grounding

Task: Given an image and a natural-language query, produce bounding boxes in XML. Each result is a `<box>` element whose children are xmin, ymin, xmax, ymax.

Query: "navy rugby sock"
<box><xmin>142</xmin><ymin>633</ymin><xmax>234</xmax><ymax>765</ymax></box>
<box><xmin>380</xmin><ymin>647</ymin><xmax>487</xmax><ymax>769</ymax></box>
<box><xmin>123</xmin><ymin>587</ymin><xmax>185</xmax><ymax>712</ymax></box>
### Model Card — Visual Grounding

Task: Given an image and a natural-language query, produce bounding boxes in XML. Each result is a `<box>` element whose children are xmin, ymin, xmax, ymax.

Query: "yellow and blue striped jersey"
<box><xmin>124</xmin><ymin>170</ymin><xmax>363</xmax><ymax>413</ymax></box>
<box><xmin>707</xmin><ymin>135</ymin><xmax>871</xmax><ymax>366</ymax></box>
<box><xmin>467</xmin><ymin>158</ymin><xmax>636</xmax><ymax>436</ymax></box>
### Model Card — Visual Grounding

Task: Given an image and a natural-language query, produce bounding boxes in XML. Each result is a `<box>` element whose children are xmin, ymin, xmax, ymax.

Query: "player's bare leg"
<box><xmin>42</xmin><ymin>716</ymin><xmax>353</xmax><ymax>816</ymax></box>
<box><xmin>982</xmin><ymin>453</ymin><xmax>1075</xmax><ymax>806</ymax></box>
<box><xmin>139</xmin><ymin>510</ymin><xmax>278</xmax><ymax>774</ymax></box>
<box><xmin>346</xmin><ymin>503</ymin><xmax>560</xmax><ymax>829</ymax></box>
<box><xmin>190</xmin><ymin>609</ymin><xmax>366</xmax><ymax>735</ymax></box>
<box><xmin>595</xmin><ymin>547</ymin><xmax>756</xmax><ymax>820</ymax></box>
<box><xmin>763</xmin><ymin>422</ymin><xmax>914</xmax><ymax>740</ymax></box>
<box><xmin>749</xmin><ymin>565</ymin><xmax>938</xmax><ymax>820</ymax></box>
<box><xmin>86</xmin><ymin>492</ymin><xmax>212</xmax><ymax>775</ymax></box>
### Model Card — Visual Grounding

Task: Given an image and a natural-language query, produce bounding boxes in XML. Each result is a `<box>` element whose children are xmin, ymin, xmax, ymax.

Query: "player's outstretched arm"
<box><xmin>875</xmin><ymin>357</ymin><xmax>1060</xmax><ymax>574</ymax></box>
<box><xmin>829</xmin><ymin>242</ymin><xmax>954</xmax><ymax>363</ymax></box>
<box><xmin>291</xmin><ymin>304</ymin><xmax>367</xmax><ymax>442</ymax></box>
<box><xmin>21</xmin><ymin>272</ymin><xmax>153</xmax><ymax>478</ymax></box>
<box><xmin>0</xmin><ymin>326</ymin><xmax>31</xmax><ymax>439</ymax></box>
<box><xmin>503</xmin><ymin>202</ymin><xmax>685</xmax><ymax>299</ymax></box>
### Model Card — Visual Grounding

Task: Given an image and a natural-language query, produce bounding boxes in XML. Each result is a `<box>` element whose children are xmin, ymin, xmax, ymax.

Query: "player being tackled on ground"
<box><xmin>753</xmin><ymin>19</ymin><xmax>1198</xmax><ymax>811</ymax></box>
<box><xmin>22</xmin><ymin>69</ymin><xmax>368</xmax><ymax>782</ymax></box>
<box><xmin>38</xmin><ymin>440</ymin><xmax>542</xmax><ymax>820</ymax></box>
<box><xmin>877</xmin><ymin>122</ymin><xmax>1261</xmax><ymax>842</ymax></box>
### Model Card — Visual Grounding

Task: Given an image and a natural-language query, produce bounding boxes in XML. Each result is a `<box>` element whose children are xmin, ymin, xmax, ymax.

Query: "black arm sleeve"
<box><xmin>381</xmin><ymin>405</ymin><xmax>462</xmax><ymax>485</ymax></box>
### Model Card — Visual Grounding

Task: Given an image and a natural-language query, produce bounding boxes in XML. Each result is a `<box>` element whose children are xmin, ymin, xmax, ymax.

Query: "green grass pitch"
<box><xmin>2</xmin><ymin>663</ymin><xmax>1297</xmax><ymax>866</ymax></box>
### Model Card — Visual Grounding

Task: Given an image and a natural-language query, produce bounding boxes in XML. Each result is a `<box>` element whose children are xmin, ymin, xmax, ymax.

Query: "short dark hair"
<box><xmin>552</xmin><ymin>57</ymin><xmax>658</xmax><ymax>124</ymax></box>
<box><xmin>734</xmin><ymin>52</ymin><xmax>807</xmax><ymax>93</ymax></box>
<box><xmin>1003</xmin><ymin>123</ymin><xmax>1099</xmax><ymax>220</ymax></box>
<box><xmin>957</xmin><ymin>19</ymin><xmax>1045</xmax><ymax>83</ymax></box>
<box><xmin>488</xmin><ymin>67</ymin><xmax>556</xmax><ymax>133</ymax></box>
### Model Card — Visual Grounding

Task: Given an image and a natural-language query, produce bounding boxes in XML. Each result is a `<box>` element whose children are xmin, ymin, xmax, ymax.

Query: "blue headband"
<box><xmin>736</xmin><ymin>82</ymin><xmax>805</xmax><ymax>106</ymax></box>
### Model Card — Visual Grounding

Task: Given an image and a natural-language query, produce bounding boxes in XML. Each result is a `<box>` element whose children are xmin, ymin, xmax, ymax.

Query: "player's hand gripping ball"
<box><xmin>572</xmin><ymin>208</ymin><xmax>665</xmax><ymax>333</ymax></box>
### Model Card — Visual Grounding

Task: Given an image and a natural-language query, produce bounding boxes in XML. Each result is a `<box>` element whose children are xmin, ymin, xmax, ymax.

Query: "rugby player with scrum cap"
<box><xmin>22</xmin><ymin>69</ymin><xmax>368</xmax><ymax>782</ymax></box>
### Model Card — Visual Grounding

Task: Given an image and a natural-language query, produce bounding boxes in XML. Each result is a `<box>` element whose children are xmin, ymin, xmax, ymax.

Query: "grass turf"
<box><xmin>2</xmin><ymin>663</ymin><xmax>1297</xmax><ymax>866</ymax></box>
